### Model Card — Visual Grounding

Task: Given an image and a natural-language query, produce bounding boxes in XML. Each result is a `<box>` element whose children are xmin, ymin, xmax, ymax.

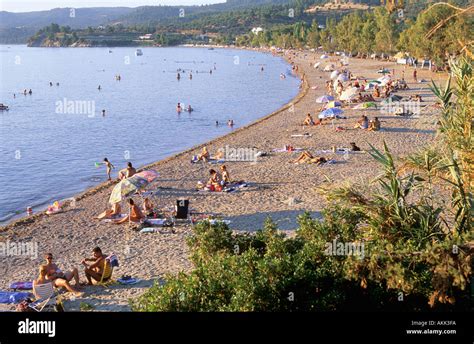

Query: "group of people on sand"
<box><xmin>354</xmin><ymin>115</ymin><xmax>381</xmax><ymax>131</ymax></box>
<box><xmin>32</xmin><ymin>247</ymin><xmax>111</xmax><ymax>298</ymax></box>
<box><xmin>98</xmin><ymin>197</ymin><xmax>154</xmax><ymax>224</ymax></box>
<box><xmin>205</xmin><ymin>165</ymin><xmax>231</xmax><ymax>191</ymax></box>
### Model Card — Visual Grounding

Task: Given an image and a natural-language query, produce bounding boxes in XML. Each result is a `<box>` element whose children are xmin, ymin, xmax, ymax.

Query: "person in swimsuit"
<box><xmin>114</xmin><ymin>198</ymin><xmax>144</xmax><ymax>224</ymax></box>
<box><xmin>220</xmin><ymin>165</ymin><xmax>231</xmax><ymax>185</ymax></box>
<box><xmin>142</xmin><ymin>198</ymin><xmax>154</xmax><ymax>217</ymax></box>
<box><xmin>103</xmin><ymin>158</ymin><xmax>115</xmax><ymax>180</ymax></box>
<box><xmin>97</xmin><ymin>202</ymin><xmax>121</xmax><ymax>220</ymax></box>
<box><xmin>293</xmin><ymin>151</ymin><xmax>327</xmax><ymax>165</ymax></box>
<box><xmin>197</xmin><ymin>147</ymin><xmax>210</xmax><ymax>162</ymax></box>
<box><xmin>81</xmin><ymin>247</ymin><xmax>108</xmax><ymax>285</ymax></box>
<box><xmin>303</xmin><ymin>113</ymin><xmax>315</xmax><ymax>126</ymax></box>
<box><xmin>118</xmin><ymin>162</ymin><xmax>136</xmax><ymax>180</ymax></box>
<box><xmin>43</xmin><ymin>253</ymin><xmax>82</xmax><ymax>295</ymax></box>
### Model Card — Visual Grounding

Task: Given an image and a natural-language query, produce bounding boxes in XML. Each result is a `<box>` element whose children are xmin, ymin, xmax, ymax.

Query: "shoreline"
<box><xmin>0</xmin><ymin>46</ymin><xmax>306</xmax><ymax>231</ymax></box>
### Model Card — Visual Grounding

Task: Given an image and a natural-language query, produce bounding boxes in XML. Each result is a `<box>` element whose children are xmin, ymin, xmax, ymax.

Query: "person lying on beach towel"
<box><xmin>97</xmin><ymin>202</ymin><xmax>122</xmax><ymax>220</ymax></box>
<box><xmin>293</xmin><ymin>151</ymin><xmax>327</xmax><ymax>165</ymax></box>
<box><xmin>44</xmin><ymin>253</ymin><xmax>82</xmax><ymax>294</ymax></box>
<box><xmin>114</xmin><ymin>198</ymin><xmax>144</xmax><ymax>224</ymax></box>
<box><xmin>81</xmin><ymin>247</ymin><xmax>109</xmax><ymax>285</ymax></box>
<box><xmin>197</xmin><ymin>146</ymin><xmax>210</xmax><ymax>162</ymax></box>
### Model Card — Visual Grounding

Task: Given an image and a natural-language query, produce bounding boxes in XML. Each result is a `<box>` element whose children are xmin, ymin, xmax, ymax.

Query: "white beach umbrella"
<box><xmin>320</xmin><ymin>54</ymin><xmax>329</xmax><ymax>59</ymax></box>
<box><xmin>330</xmin><ymin>70</ymin><xmax>340</xmax><ymax>79</ymax></box>
<box><xmin>340</xmin><ymin>87</ymin><xmax>359</xmax><ymax>101</ymax></box>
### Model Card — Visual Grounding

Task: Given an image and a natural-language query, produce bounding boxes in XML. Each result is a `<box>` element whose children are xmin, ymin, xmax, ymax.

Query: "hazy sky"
<box><xmin>0</xmin><ymin>0</ymin><xmax>224</xmax><ymax>13</ymax></box>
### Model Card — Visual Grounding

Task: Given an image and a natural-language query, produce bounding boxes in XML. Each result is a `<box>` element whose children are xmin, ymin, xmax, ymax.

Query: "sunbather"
<box><xmin>197</xmin><ymin>146</ymin><xmax>210</xmax><ymax>162</ymax></box>
<box><xmin>97</xmin><ymin>202</ymin><xmax>121</xmax><ymax>220</ymax></box>
<box><xmin>303</xmin><ymin>113</ymin><xmax>315</xmax><ymax>126</ymax></box>
<box><xmin>118</xmin><ymin>162</ymin><xmax>136</xmax><ymax>180</ymax></box>
<box><xmin>33</xmin><ymin>265</ymin><xmax>54</xmax><ymax>298</ymax></box>
<box><xmin>208</xmin><ymin>169</ymin><xmax>221</xmax><ymax>189</ymax></box>
<box><xmin>368</xmin><ymin>117</ymin><xmax>381</xmax><ymax>131</ymax></box>
<box><xmin>81</xmin><ymin>247</ymin><xmax>108</xmax><ymax>285</ymax></box>
<box><xmin>350</xmin><ymin>142</ymin><xmax>361</xmax><ymax>151</ymax></box>
<box><xmin>43</xmin><ymin>254</ymin><xmax>82</xmax><ymax>296</ymax></box>
<box><xmin>220</xmin><ymin>165</ymin><xmax>231</xmax><ymax>185</ymax></box>
<box><xmin>114</xmin><ymin>198</ymin><xmax>144</xmax><ymax>224</ymax></box>
<box><xmin>354</xmin><ymin>115</ymin><xmax>369</xmax><ymax>129</ymax></box>
<box><xmin>293</xmin><ymin>151</ymin><xmax>327</xmax><ymax>165</ymax></box>
<box><xmin>142</xmin><ymin>197</ymin><xmax>154</xmax><ymax>217</ymax></box>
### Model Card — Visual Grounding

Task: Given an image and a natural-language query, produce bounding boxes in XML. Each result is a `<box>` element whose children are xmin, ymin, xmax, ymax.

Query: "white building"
<box><xmin>251</xmin><ymin>27</ymin><xmax>264</xmax><ymax>35</ymax></box>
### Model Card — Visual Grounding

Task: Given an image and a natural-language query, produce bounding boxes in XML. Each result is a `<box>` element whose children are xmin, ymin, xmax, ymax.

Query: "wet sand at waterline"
<box><xmin>0</xmin><ymin>49</ymin><xmax>444</xmax><ymax>311</ymax></box>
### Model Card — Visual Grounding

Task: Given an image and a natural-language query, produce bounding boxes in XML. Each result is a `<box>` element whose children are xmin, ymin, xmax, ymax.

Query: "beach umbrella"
<box><xmin>133</xmin><ymin>170</ymin><xmax>159</xmax><ymax>183</ymax></box>
<box><xmin>326</xmin><ymin>101</ymin><xmax>342</xmax><ymax>109</ymax></box>
<box><xmin>378</xmin><ymin>75</ymin><xmax>392</xmax><ymax>83</ymax></box>
<box><xmin>339</xmin><ymin>87</ymin><xmax>358</xmax><ymax>101</ymax></box>
<box><xmin>330</xmin><ymin>70</ymin><xmax>340</xmax><ymax>79</ymax></box>
<box><xmin>318</xmin><ymin>108</ymin><xmax>344</xmax><ymax>119</ymax></box>
<box><xmin>337</xmin><ymin>73</ymin><xmax>349</xmax><ymax>82</ymax></box>
<box><xmin>353</xmin><ymin>102</ymin><xmax>377</xmax><ymax>110</ymax></box>
<box><xmin>109</xmin><ymin>175</ymin><xmax>150</xmax><ymax>205</ymax></box>
<box><xmin>320</xmin><ymin>54</ymin><xmax>329</xmax><ymax>59</ymax></box>
<box><xmin>316</xmin><ymin>95</ymin><xmax>335</xmax><ymax>103</ymax></box>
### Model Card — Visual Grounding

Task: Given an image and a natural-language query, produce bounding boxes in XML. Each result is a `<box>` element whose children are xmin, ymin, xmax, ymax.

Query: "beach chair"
<box><xmin>96</xmin><ymin>255</ymin><xmax>118</xmax><ymax>287</ymax></box>
<box><xmin>28</xmin><ymin>283</ymin><xmax>59</xmax><ymax>312</ymax></box>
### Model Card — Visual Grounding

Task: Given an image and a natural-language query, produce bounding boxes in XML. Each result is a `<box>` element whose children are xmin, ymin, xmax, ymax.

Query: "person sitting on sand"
<box><xmin>368</xmin><ymin>117</ymin><xmax>381</xmax><ymax>132</ymax></box>
<box><xmin>97</xmin><ymin>202</ymin><xmax>121</xmax><ymax>220</ymax></box>
<box><xmin>354</xmin><ymin>115</ymin><xmax>369</xmax><ymax>129</ymax></box>
<box><xmin>208</xmin><ymin>169</ymin><xmax>221</xmax><ymax>189</ymax></box>
<box><xmin>373</xmin><ymin>86</ymin><xmax>380</xmax><ymax>98</ymax></box>
<box><xmin>410</xmin><ymin>94</ymin><xmax>422</xmax><ymax>102</ymax></box>
<box><xmin>220</xmin><ymin>165</ymin><xmax>231</xmax><ymax>185</ymax></box>
<box><xmin>293</xmin><ymin>151</ymin><xmax>327</xmax><ymax>165</ymax></box>
<box><xmin>197</xmin><ymin>147</ymin><xmax>210</xmax><ymax>162</ymax></box>
<box><xmin>114</xmin><ymin>198</ymin><xmax>144</xmax><ymax>224</ymax></box>
<box><xmin>43</xmin><ymin>253</ymin><xmax>82</xmax><ymax>296</ymax></box>
<box><xmin>81</xmin><ymin>247</ymin><xmax>109</xmax><ymax>285</ymax></box>
<box><xmin>303</xmin><ymin>113</ymin><xmax>315</xmax><ymax>126</ymax></box>
<box><xmin>142</xmin><ymin>198</ymin><xmax>154</xmax><ymax>217</ymax></box>
<box><xmin>118</xmin><ymin>162</ymin><xmax>136</xmax><ymax>180</ymax></box>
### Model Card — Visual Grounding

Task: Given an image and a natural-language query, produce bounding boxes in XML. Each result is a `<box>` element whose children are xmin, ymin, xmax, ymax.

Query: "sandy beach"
<box><xmin>0</xmin><ymin>49</ymin><xmax>445</xmax><ymax>311</ymax></box>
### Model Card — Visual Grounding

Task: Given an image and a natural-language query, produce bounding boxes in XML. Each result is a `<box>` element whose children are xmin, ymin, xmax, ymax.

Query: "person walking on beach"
<box><xmin>103</xmin><ymin>158</ymin><xmax>115</xmax><ymax>180</ymax></box>
<box><xmin>413</xmin><ymin>70</ymin><xmax>417</xmax><ymax>82</ymax></box>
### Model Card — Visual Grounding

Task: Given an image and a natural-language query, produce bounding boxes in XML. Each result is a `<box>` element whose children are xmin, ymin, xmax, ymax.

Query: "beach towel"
<box><xmin>117</xmin><ymin>277</ymin><xmax>141</xmax><ymax>285</ymax></box>
<box><xmin>144</xmin><ymin>218</ymin><xmax>168</xmax><ymax>226</ymax></box>
<box><xmin>291</xmin><ymin>134</ymin><xmax>312</xmax><ymax>138</ymax></box>
<box><xmin>9</xmin><ymin>281</ymin><xmax>33</xmax><ymax>290</ymax></box>
<box><xmin>140</xmin><ymin>227</ymin><xmax>159</xmax><ymax>233</ymax></box>
<box><xmin>0</xmin><ymin>291</ymin><xmax>33</xmax><ymax>304</ymax></box>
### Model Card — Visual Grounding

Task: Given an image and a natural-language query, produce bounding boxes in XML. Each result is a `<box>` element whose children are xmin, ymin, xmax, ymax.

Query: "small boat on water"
<box><xmin>0</xmin><ymin>103</ymin><xmax>9</xmax><ymax>111</ymax></box>
<box><xmin>135</xmin><ymin>49</ymin><xmax>143</xmax><ymax>56</ymax></box>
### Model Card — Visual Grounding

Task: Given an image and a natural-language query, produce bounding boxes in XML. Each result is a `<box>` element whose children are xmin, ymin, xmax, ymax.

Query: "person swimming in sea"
<box><xmin>98</xmin><ymin>85</ymin><xmax>101</xmax><ymax>91</ymax></box>
<box><xmin>228</xmin><ymin>119</ymin><xmax>234</xmax><ymax>127</ymax></box>
<box><xmin>187</xmin><ymin>105</ymin><xmax>193</xmax><ymax>113</ymax></box>
<box><xmin>189</xmin><ymin>73</ymin><xmax>193</xmax><ymax>80</ymax></box>
<box><xmin>49</xmin><ymin>82</ymin><xmax>53</xmax><ymax>87</ymax></box>
<box><xmin>215</xmin><ymin>121</ymin><xmax>219</xmax><ymax>126</ymax></box>
<box><xmin>177</xmin><ymin>103</ymin><xmax>182</xmax><ymax>113</ymax></box>
<box><xmin>177</xmin><ymin>73</ymin><xmax>181</xmax><ymax>80</ymax></box>
<box><xmin>102</xmin><ymin>109</ymin><xmax>106</xmax><ymax>117</ymax></box>
<box><xmin>28</xmin><ymin>89</ymin><xmax>32</xmax><ymax>95</ymax></box>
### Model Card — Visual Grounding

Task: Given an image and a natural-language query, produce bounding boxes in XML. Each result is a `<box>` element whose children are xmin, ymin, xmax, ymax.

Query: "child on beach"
<box><xmin>220</xmin><ymin>165</ymin><xmax>231</xmax><ymax>185</ymax></box>
<box><xmin>103</xmin><ymin>158</ymin><xmax>115</xmax><ymax>181</ymax></box>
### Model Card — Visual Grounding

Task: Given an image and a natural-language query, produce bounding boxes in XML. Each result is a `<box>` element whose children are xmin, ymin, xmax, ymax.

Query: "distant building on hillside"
<box><xmin>139</xmin><ymin>34</ymin><xmax>153</xmax><ymax>40</ymax></box>
<box><xmin>251</xmin><ymin>27</ymin><xmax>264</xmax><ymax>35</ymax></box>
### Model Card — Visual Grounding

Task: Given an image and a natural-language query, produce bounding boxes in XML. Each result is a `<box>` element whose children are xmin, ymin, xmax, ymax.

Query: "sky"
<box><xmin>0</xmin><ymin>0</ymin><xmax>224</xmax><ymax>13</ymax></box>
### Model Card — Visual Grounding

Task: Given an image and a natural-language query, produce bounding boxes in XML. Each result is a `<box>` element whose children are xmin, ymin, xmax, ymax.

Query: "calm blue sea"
<box><xmin>0</xmin><ymin>46</ymin><xmax>299</xmax><ymax>223</ymax></box>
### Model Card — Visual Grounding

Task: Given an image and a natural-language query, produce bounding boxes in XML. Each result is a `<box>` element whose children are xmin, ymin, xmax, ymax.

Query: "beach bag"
<box><xmin>16</xmin><ymin>298</ymin><xmax>34</xmax><ymax>312</ymax></box>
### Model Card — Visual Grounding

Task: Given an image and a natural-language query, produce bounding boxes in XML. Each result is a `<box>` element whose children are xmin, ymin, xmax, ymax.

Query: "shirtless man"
<box><xmin>81</xmin><ymin>247</ymin><xmax>108</xmax><ymax>285</ymax></box>
<box><xmin>303</xmin><ymin>113</ymin><xmax>315</xmax><ymax>126</ymax></box>
<box><xmin>118</xmin><ymin>162</ymin><xmax>136</xmax><ymax>180</ymax></box>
